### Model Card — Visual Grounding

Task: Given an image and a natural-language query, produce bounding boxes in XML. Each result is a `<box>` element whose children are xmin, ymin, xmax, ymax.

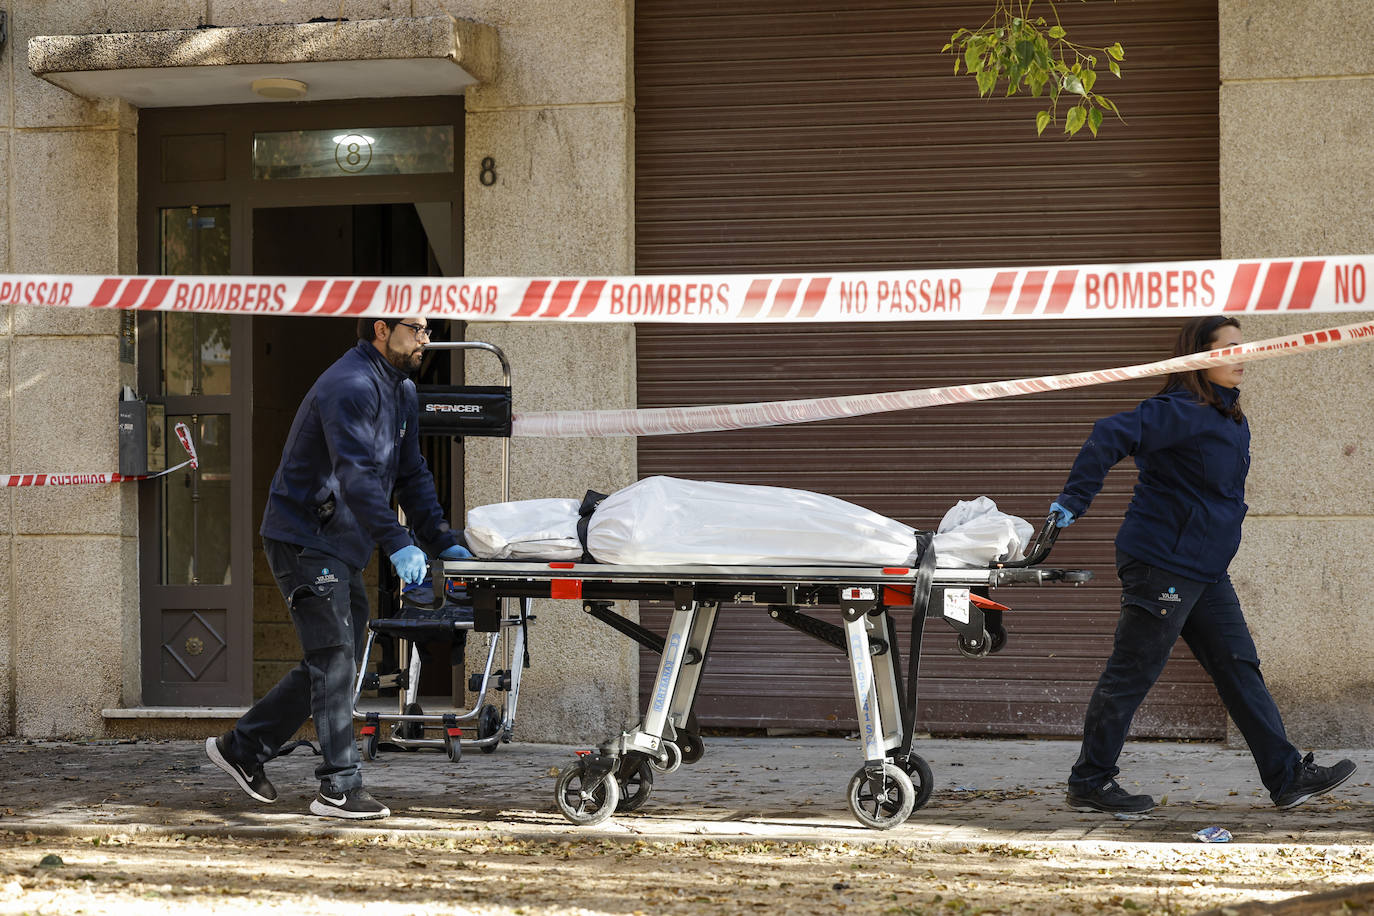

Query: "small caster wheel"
<box><xmin>675</xmin><ymin>730</ymin><xmax>705</xmax><ymax>765</ymax></box>
<box><xmin>895</xmin><ymin>753</ymin><xmax>935</xmax><ymax>810</ymax></box>
<box><xmin>397</xmin><ymin>702</ymin><xmax>425</xmax><ymax>742</ymax></box>
<box><xmin>957</xmin><ymin>629</ymin><xmax>992</xmax><ymax>659</ymax></box>
<box><xmin>555</xmin><ymin>759</ymin><xmax>620</xmax><ymax>826</ymax></box>
<box><xmin>478</xmin><ymin>704</ymin><xmax>502</xmax><ymax>754</ymax></box>
<box><xmin>443</xmin><ymin>730</ymin><xmax>463</xmax><ymax>763</ymax></box>
<box><xmin>847</xmin><ymin>762</ymin><xmax>916</xmax><ymax>830</ymax></box>
<box><xmin>650</xmin><ymin>739</ymin><xmax>682</xmax><ymax>775</ymax></box>
<box><xmin>615</xmin><ymin>756</ymin><xmax>655</xmax><ymax>812</ymax></box>
<box><xmin>360</xmin><ymin>731</ymin><xmax>379</xmax><ymax>761</ymax></box>
<box><xmin>989</xmin><ymin>626</ymin><xmax>1008</xmax><ymax>655</ymax></box>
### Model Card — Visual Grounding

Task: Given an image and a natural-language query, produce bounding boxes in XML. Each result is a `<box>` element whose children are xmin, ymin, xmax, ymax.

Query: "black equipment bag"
<box><xmin>417</xmin><ymin>385</ymin><xmax>512</xmax><ymax>438</ymax></box>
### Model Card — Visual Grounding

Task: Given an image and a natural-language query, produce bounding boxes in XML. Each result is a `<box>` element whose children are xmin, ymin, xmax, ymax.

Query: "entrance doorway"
<box><xmin>249</xmin><ymin>203</ymin><xmax>459</xmax><ymax>699</ymax></box>
<box><xmin>137</xmin><ymin>99</ymin><xmax>463</xmax><ymax>706</ymax></box>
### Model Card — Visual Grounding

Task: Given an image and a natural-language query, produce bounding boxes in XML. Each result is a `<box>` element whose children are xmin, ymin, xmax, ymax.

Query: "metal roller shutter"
<box><xmin>634</xmin><ymin>0</ymin><xmax>1223</xmax><ymax>737</ymax></box>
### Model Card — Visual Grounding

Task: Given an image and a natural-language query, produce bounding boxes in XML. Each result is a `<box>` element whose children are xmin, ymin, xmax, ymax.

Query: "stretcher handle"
<box><xmin>401</xmin><ymin>559</ymin><xmax>449</xmax><ymax>612</ymax></box>
<box><xmin>996</xmin><ymin>513</ymin><xmax>1061</xmax><ymax>568</ymax></box>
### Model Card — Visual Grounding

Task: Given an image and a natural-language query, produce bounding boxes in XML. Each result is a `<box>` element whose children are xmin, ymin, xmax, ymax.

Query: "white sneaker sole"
<box><xmin>310</xmin><ymin>797</ymin><xmax>391</xmax><ymax>820</ymax></box>
<box><xmin>205</xmin><ymin>737</ymin><xmax>276</xmax><ymax>804</ymax></box>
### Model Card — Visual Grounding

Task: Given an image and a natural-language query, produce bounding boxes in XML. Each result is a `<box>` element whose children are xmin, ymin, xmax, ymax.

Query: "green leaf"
<box><xmin>1081</xmin><ymin>69</ymin><xmax>1097</xmax><ymax>93</ymax></box>
<box><xmin>1065</xmin><ymin>105</ymin><xmax>1087</xmax><ymax>135</ymax></box>
<box><xmin>941</xmin><ymin>42</ymin><xmax>953</xmax><ymax>53</ymax></box>
<box><xmin>1006</xmin><ymin>64</ymin><xmax>1024</xmax><ymax>94</ymax></box>
<box><xmin>1028</xmin><ymin>67</ymin><xmax>1048</xmax><ymax>96</ymax></box>
<box><xmin>975</xmin><ymin>68</ymin><xmax>998</xmax><ymax>96</ymax></box>
<box><xmin>1063</xmin><ymin>74</ymin><xmax>1086</xmax><ymax>96</ymax></box>
<box><xmin>1036</xmin><ymin>110</ymin><xmax>1052</xmax><ymax>136</ymax></box>
<box><xmin>1088</xmin><ymin>107</ymin><xmax>1103</xmax><ymax>137</ymax></box>
<box><xmin>1109</xmin><ymin>59</ymin><xmax>1121</xmax><ymax>77</ymax></box>
<box><xmin>1108</xmin><ymin>42</ymin><xmax>1125</xmax><ymax>61</ymax></box>
<box><xmin>1015</xmin><ymin>38</ymin><xmax>1035</xmax><ymax>65</ymax></box>
<box><xmin>1048</xmin><ymin>24</ymin><xmax>1066</xmax><ymax>39</ymax></box>
<box><xmin>953</xmin><ymin>57</ymin><xmax>961</xmax><ymax>75</ymax></box>
<box><xmin>965</xmin><ymin>44</ymin><xmax>983</xmax><ymax>73</ymax></box>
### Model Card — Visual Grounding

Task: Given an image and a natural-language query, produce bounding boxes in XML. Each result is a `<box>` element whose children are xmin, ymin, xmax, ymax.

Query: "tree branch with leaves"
<box><xmin>943</xmin><ymin>0</ymin><xmax>1126</xmax><ymax>137</ymax></box>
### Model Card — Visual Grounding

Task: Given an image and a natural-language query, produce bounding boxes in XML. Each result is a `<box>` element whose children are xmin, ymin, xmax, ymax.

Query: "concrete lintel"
<box><xmin>28</xmin><ymin>15</ymin><xmax>498</xmax><ymax>108</ymax></box>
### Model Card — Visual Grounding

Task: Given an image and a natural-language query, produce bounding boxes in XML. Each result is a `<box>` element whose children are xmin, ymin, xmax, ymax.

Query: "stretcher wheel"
<box><xmin>989</xmin><ymin>626</ymin><xmax>1008</xmax><ymax>655</ymax></box>
<box><xmin>651</xmin><ymin>739</ymin><xmax>682</xmax><ymax>775</ymax></box>
<box><xmin>847</xmin><ymin>763</ymin><xmax>916</xmax><ymax>830</ymax></box>
<box><xmin>444</xmin><ymin>731</ymin><xmax>462</xmax><ymax>763</ymax></box>
<box><xmin>361</xmin><ymin>731</ymin><xmax>379</xmax><ymax>761</ymax></box>
<box><xmin>957</xmin><ymin>630</ymin><xmax>993</xmax><ymax>660</ymax></box>
<box><xmin>398</xmin><ymin>703</ymin><xmax>425</xmax><ymax>741</ymax></box>
<box><xmin>615</xmin><ymin>756</ymin><xmax>655</xmax><ymax>812</ymax></box>
<box><xmin>555</xmin><ymin>759</ymin><xmax>620</xmax><ymax>826</ymax></box>
<box><xmin>478</xmin><ymin>704</ymin><xmax>502</xmax><ymax>754</ymax></box>
<box><xmin>896</xmin><ymin>754</ymin><xmax>935</xmax><ymax>811</ymax></box>
<box><xmin>675</xmin><ymin>731</ymin><xmax>705</xmax><ymax>765</ymax></box>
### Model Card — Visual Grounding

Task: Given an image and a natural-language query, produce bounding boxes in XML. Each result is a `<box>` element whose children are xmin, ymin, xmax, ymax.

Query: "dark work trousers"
<box><xmin>1068</xmin><ymin>551</ymin><xmax>1302</xmax><ymax>803</ymax></box>
<box><xmin>225</xmin><ymin>537</ymin><xmax>371</xmax><ymax>795</ymax></box>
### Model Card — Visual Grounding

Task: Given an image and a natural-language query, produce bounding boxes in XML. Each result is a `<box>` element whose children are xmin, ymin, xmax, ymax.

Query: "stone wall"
<box><xmin>0</xmin><ymin>1</ymin><xmax>157</xmax><ymax>735</ymax></box>
<box><xmin>1219</xmin><ymin>1</ymin><xmax>1374</xmax><ymax>745</ymax></box>
<box><xmin>442</xmin><ymin>0</ymin><xmax>640</xmax><ymax>742</ymax></box>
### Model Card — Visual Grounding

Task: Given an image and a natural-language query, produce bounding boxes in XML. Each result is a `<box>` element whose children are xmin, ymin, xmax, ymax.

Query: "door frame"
<box><xmin>136</xmin><ymin>97</ymin><xmax>464</xmax><ymax>705</ymax></box>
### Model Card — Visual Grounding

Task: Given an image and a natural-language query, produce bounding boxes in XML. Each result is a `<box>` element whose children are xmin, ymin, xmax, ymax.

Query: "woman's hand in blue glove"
<box><xmin>1049</xmin><ymin>501</ymin><xmax>1075</xmax><ymax>528</ymax></box>
<box><xmin>388</xmin><ymin>545</ymin><xmax>427</xmax><ymax>584</ymax></box>
<box><xmin>440</xmin><ymin>544</ymin><xmax>474</xmax><ymax>560</ymax></box>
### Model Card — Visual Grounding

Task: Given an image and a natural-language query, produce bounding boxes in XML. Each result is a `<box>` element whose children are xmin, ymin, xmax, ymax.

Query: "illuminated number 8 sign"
<box><xmin>334</xmin><ymin>133</ymin><xmax>374</xmax><ymax>174</ymax></box>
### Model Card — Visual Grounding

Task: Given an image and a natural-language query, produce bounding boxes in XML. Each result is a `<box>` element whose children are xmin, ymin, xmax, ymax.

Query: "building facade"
<box><xmin>0</xmin><ymin>0</ymin><xmax>1369</xmax><ymax>748</ymax></box>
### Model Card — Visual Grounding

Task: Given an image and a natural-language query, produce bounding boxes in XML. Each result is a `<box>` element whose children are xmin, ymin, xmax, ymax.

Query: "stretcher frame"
<box><xmin>431</xmin><ymin>518</ymin><xmax>1090</xmax><ymax>829</ymax></box>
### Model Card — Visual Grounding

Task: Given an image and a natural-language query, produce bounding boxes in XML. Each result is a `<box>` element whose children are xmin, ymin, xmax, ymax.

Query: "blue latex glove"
<box><xmin>440</xmin><ymin>544</ymin><xmax>474</xmax><ymax>560</ymax></box>
<box><xmin>389</xmin><ymin>545</ymin><xmax>427</xmax><ymax>584</ymax></box>
<box><xmin>1049</xmin><ymin>501</ymin><xmax>1075</xmax><ymax>528</ymax></box>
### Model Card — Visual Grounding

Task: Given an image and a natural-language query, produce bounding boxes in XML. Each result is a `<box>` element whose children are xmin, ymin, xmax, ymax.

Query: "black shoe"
<box><xmin>1066</xmin><ymin>778</ymin><xmax>1155</xmax><ymax>814</ymax></box>
<box><xmin>1274</xmin><ymin>753</ymin><xmax>1356</xmax><ymax>810</ymax></box>
<box><xmin>204</xmin><ymin>735</ymin><xmax>277</xmax><ymax>804</ymax></box>
<box><xmin>310</xmin><ymin>786</ymin><xmax>391</xmax><ymax>820</ymax></box>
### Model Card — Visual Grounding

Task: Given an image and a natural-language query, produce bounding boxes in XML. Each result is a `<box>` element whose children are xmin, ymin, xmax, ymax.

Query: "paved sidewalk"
<box><xmin>4</xmin><ymin>734</ymin><xmax>1371</xmax><ymax>849</ymax></box>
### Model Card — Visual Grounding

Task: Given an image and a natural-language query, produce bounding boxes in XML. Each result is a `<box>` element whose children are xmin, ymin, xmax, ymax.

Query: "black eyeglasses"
<box><xmin>395</xmin><ymin>321</ymin><xmax>432</xmax><ymax>340</ymax></box>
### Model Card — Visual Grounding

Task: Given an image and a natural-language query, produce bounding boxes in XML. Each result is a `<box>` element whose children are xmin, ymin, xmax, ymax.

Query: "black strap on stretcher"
<box><xmin>895</xmin><ymin>532</ymin><xmax>936</xmax><ymax>762</ymax></box>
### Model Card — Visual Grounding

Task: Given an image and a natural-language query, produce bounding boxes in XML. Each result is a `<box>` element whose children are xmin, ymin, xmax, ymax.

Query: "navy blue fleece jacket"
<box><xmin>260</xmin><ymin>340</ymin><xmax>458</xmax><ymax>570</ymax></box>
<box><xmin>1055</xmin><ymin>384</ymin><xmax>1249</xmax><ymax>582</ymax></box>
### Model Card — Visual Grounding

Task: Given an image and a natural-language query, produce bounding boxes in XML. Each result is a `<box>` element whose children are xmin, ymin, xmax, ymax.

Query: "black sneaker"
<box><xmin>1066</xmin><ymin>778</ymin><xmax>1155</xmax><ymax>814</ymax></box>
<box><xmin>204</xmin><ymin>735</ymin><xmax>277</xmax><ymax>804</ymax></box>
<box><xmin>1274</xmin><ymin>753</ymin><xmax>1356</xmax><ymax>810</ymax></box>
<box><xmin>310</xmin><ymin>786</ymin><xmax>391</xmax><ymax>820</ymax></box>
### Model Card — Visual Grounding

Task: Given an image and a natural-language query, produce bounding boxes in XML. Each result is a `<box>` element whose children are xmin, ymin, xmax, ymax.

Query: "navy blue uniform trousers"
<box><xmin>225</xmin><ymin>537</ymin><xmax>370</xmax><ymax>794</ymax></box>
<box><xmin>1068</xmin><ymin>551</ymin><xmax>1302</xmax><ymax>802</ymax></box>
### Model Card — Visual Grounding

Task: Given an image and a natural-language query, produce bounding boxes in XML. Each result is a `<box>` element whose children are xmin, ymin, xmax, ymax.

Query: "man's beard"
<box><xmin>384</xmin><ymin>341</ymin><xmax>422</xmax><ymax>373</ymax></box>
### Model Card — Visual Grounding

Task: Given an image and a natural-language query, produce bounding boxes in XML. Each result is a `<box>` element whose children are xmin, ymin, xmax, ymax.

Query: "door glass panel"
<box><xmin>160</xmin><ymin>205</ymin><xmax>230</xmax><ymax>274</ymax></box>
<box><xmin>163</xmin><ymin>414</ymin><xmax>232</xmax><ymax>586</ymax></box>
<box><xmin>252</xmin><ymin>126</ymin><xmax>455</xmax><ymax>179</ymax></box>
<box><xmin>162</xmin><ymin>314</ymin><xmax>232</xmax><ymax>396</ymax></box>
<box><xmin>160</xmin><ymin>205</ymin><xmax>232</xmax><ymax>395</ymax></box>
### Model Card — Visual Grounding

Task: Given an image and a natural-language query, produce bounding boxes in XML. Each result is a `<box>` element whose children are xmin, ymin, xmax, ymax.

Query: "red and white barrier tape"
<box><xmin>2</xmin><ymin>255</ymin><xmax>1374</xmax><ymax>322</ymax></box>
<box><xmin>0</xmin><ymin>422</ymin><xmax>199</xmax><ymax>486</ymax></box>
<box><xmin>511</xmin><ymin>320</ymin><xmax>1374</xmax><ymax>438</ymax></box>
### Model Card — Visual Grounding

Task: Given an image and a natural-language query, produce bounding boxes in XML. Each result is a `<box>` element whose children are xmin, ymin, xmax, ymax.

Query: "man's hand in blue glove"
<box><xmin>1049</xmin><ymin>501</ymin><xmax>1075</xmax><ymax>528</ymax></box>
<box><xmin>440</xmin><ymin>544</ymin><xmax>474</xmax><ymax>560</ymax></box>
<box><xmin>389</xmin><ymin>545</ymin><xmax>427</xmax><ymax>584</ymax></box>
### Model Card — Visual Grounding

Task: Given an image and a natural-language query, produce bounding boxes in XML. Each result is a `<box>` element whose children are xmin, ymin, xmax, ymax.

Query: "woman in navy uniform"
<box><xmin>1050</xmin><ymin>315</ymin><xmax>1354</xmax><ymax>814</ymax></box>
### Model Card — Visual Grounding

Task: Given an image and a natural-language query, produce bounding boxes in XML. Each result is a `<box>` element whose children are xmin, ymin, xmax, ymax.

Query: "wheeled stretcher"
<box><xmin>428</xmin><ymin>516</ymin><xmax>1091</xmax><ymax>830</ymax></box>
